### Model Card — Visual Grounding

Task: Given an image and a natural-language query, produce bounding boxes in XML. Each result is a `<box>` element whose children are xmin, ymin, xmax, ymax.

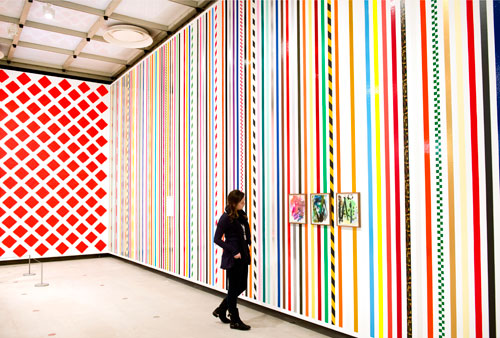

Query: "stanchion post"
<box><xmin>23</xmin><ymin>255</ymin><xmax>36</xmax><ymax>276</ymax></box>
<box><xmin>34</xmin><ymin>259</ymin><xmax>49</xmax><ymax>287</ymax></box>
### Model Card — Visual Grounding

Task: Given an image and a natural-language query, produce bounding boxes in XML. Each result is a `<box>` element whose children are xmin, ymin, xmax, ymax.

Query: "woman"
<box><xmin>212</xmin><ymin>190</ymin><xmax>251</xmax><ymax>330</ymax></box>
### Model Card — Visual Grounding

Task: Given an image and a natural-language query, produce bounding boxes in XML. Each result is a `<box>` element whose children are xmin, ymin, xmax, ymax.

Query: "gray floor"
<box><xmin>0</xmin><ymin>257</ymin><xmax>334</xmax><ymax>338</ymax></box>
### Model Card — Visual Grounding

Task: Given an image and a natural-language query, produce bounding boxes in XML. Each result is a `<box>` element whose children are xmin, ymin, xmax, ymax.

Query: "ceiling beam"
<box><xmin>108</xmin><ymin>13</ymin><xmax>170</xmax><ymax>31</ymax></box>
<box><xmin>7</xmin><ymin>0</ymin><xmax>32</xmax><ymax>60</ymax></box>
<box><xmin>167</xmin><ymin>0</ymin><xmax>202</xmax><ymax>9</ymax></box>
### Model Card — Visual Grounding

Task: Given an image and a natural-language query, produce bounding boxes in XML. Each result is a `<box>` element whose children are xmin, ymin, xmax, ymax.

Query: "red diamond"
<box><xmin>86</xmin><ymin>179</ymin><xmax>97</xmax><ymax>190</ymax></box>
<box><xmin>0</xmin><ymin>227</ymin><xmax>4</xmax><ymax>237</ymax></box>
<box><xmin>16</xmin><ymin>110</ymin><xmax>29</xmax><ymax>123</ymax></box>
<box><xmin>28</xmin><ymin>84</ymin><xmax>41</xmax><ymax>96</ymax></box>
<box><xmin>3</xmin><ymin>177</ymin><xmax>17</xmax><ymax>190</ymax></box>
<box><xmin>17</xmin><ymin>73</ymin><xmax>30</xmax><ymax>85</ymax></box>
<box><xmin>15</xmin><ymin>148</ymin><xmax>29</xmax><ymax>161</ymax></box>
<box><xmin>96</xmin><ymin>136</ymin><xmax>107</xmax><ymax>147</ymax></box>
<box><xmin>85</xmin><ymin>197</ymin><xmax>97</xmax><ymax>208</ymax></box>
<box><xmin>85</xmin><ymin>232</ymin><xmax>97</xmax><ymax>243</ymax></box>
<box><xmin>59</xmin><ymin>79</ymin><xmax>71</xmax><ymax>91</ymax></box>
<box><xmin>14</xmin><ymin>206</ymin><xmax>27</xmax><ymax>218</ymax></box>
<box><xmin>78</xmin><ymin>117</ymin><xmax>89</xmax><ymax>128</ymax></box>
<box><xmin>77</xmin><ymin>152</ymin><xmax>89</xmax><ymax>163</ymax></box>
<box><xmin>46</xmin><ymin>234</ymin><xmax>58</xmax><ymax>245</ymax></box>
<box><xmin>67</xmin><ymin>179</ymin><xmax>78</xmax><ymax>189</ymax></box>
<box><xmin>77</xmin><ymin>170</ymin><xmax>89</xmax><ymax>181</ymax></box>
<box><xmin>36</xmin><ymin>206</ymin><xmax>48</xmax><ymax>218</ymax></box>
<box><xmin>57</xmin><ymin>133</ymin><xmax>70</xmax><ymax>144</ymax></box>
<box><xmin>25</xmin><ymin>215</ymin><xmax>38</xmax><ymax>227</ymax></box>
<box><xmin>0</xmin><ymin>148</ymin><xmax>5</xmax><ymax>158</ymax></box>
<box><xmin>67</xmin><ymin>197</ymin><xmax>78</xmax><ymax>208</ymax></box>
<box><xmin>96</xmin><ymin>119</ymin><xmax>108</xmax><ymax>130</ymax></box>
<box><xmin>26</xmin><ymin>159</ymin><xmax>39</xmax><ymax>170</ymax></box>
<box><xmin>87</xmin><ymin>144</ymin><xmax>98</xmax><ymax>155</ymax></box>
<box><xmin>36</xmin><ymin>187</ymin><xmax>49</xmax><ymax>199</ymax></box>
<box><xmin>48</xmin><ymin>141</ymin><xmax>61</xmax><ymax>152</ymax></box>
<box><xmin>25</xmin><ymin>197</ymin><xmax>39</xmax><ymax>209</ymax></box>
<box><xmin>77</xmin><ymin>134</ymin><xmax>89</xmax><ymax>145</ymax></box>
<box><xmin>14</xmin><ymin>225</ymin><xmax>27</xmax><ymax>238</ymax></box>
<box><xmin>95</xmin><ymin>188</ymin><xmax>106</xmax><ymax>199</ymax></box>
<box><xmin>37</xmin><ymin>150</ymin><xmax>50</xmax><ymax>161</ymax></box>
<box><xmin>3</xmin><ymin>196</ymin><xmax>17</xmax><ymax>208</ymax></box>
<box><xmin>0</xmin><ymin>168</ymin><xmax>5</xmax><ymax>177</ymax></box>
<box><xmin>27</xmin><ymin>121</ymin><xmax>40</xmax><ymax>133</ymax></box>
<box><xmin>35</xmin><ymin>243</ymin><xmax>48</xmax><ymax>256</ymax></box>
<box><xmin>68</xmin><ymin>161</ymin><xmax>79</xmax><ymax>172</ymax></box>
<box><xmin>36</xmin><ymin>169</ymin><xmax>49</xmax><ymax>180</ymax></box>
<box><xmin>87</xmin><ymin>126</ymin><xmax>98</xmax><ymax>138</ymax></box>
<box><xmin>18</xmin><ymin>92</ymin><xmax>30</xmax><ymax>104</ymax></box>
<box><xmin>78</xmin><ymin>99</ymin><xmax>89</xmax><ymax>111</ymax></box>
<box><xmin>87</xmin><ymin>92</ymin><xmax>98</xmax><ymax>103</ymax></box>
<box><xmin>38</xmin><ymin>76</ymin><xmax>51</xmax><ymax>88</ymax></box>
<box><xmin>2</xmin><ymin>235</ymin><xmax>15</xmax><ymax>248</ymax></box>
<box><xmin>56</xmin><ymin>206</ymin><xmax>68</xmax><ymax>217</ymax></box>
<box><xmin>48</xmin><ymin>123</ymin><xmax>61</xmax><ymax>135</ymax></box>
<box><xmin>97</xmin><ymin>154</ymin><xmax>108</xmax><ymax>164</ymax></box>
<box><xmin>13</xmin><ymin>244</ymin><xmax>27</xmax><ymax>257</ymax></box>
<box><xmin>6</xmin><ymin>81</ymin><xmax>20</xmax><ymax>93</ymax></box>
<box><xmin>68</xmin><ymin>125</ymin><xmax>80</xmax><ymax>136</ymax></box>
<box><xmin>96</xmin><ymin>102</ymin><xmax>107</xmax><ymax>113</ymax></box>
<box><xmin>27</xmin><ymin>139</ymin><xmax>40</xmax><ymax>151</ymax></box>
<box><xmin>76</xmin><ymin>224</ymin><xmax>88</xmax><ymax>235</ymax></box>
<box><xmin>95</xmin><ymin>240</ymin><xmax>106</xmax><ymax>251</ymax></box>
<box><xmin>0</xmin><ymin>70</ymin><xmax>8</xmax><ymax>82</ymax></box>
<box><xmin>47</xmin><ymin>197</ymin><xmax>59</xmax><ymax>208</ymax></box>
<box><xmin>0</xmin><ymin>108</ymin><xmax>6</xmax><ymax>121</ymax></box>
<box><xmin>58</xmin><ymin>150</ymin><xmax>70</xmax><ymax>162</ymax></box>
<box><xmin>95</xmin><ymin>223</ymin><xmax>106</xmax><ymax>234</ymax></box>
<box><xmin>67</xmin><ymin>215</ymin><xmax>78</xmax><ymax>226</ymax></box>
<box><xmin>0</xmin><ymin>89</ymin><xmax>6</xmax><ymax>101</ymax></box>
<box><xmin>77</xmin><ymin>205</ymin><xmax>88</xmax><ymax>216</ymax></box>
<box><xmin>35</xmin><ymin>224</ymin><xmax>48</xmax><ymax>236</ymax></box>
<box><xmin>57</xmin><ymin>188</ymin><xmax>69</xmax><ymax>198</ymax></box>
<box><xmin>95</xmin><ymin>170</ymin><xmax>106</xmax><ymax>181</ymax></box>
<box><xmin>48</xmin><ymin>87</ymin><xmax>61</xmax><ymax>98</ymax></box>
<box><xmin>47</xmin><ymin>160</ymin><xmax>60</xmax><ymax>172</ymax></box>
<box><xmin>6</xmin><ymin>100</ymin><xmax>19</xmax><ymax>112</ymax></box>
<box><xmin>66</xmin><ymin>233</ymin><xmax>78</xmax><ymax>244</ymax></box>
<box><xmin>77</xmin><ymin>188</ymin><xmax>88</xmax><ymax>199</ymax></box>
<box><xmin>57</xmin><ymin>169</ymin><xmax>69</xmax><ymax>180</ymax></box>
<box><xmin>76</xmin><ymin>241</ymin><xmax>88</xmax><ymax>253</ymax></box>
<box><xmin>58</xmin><ymin>97</ymin><xmax>71</xmax><ymax>109</ymax></box>
<box><xmin>5</xmin><ymin>138</ymin><xmax>19</xmax><ymax>150</ymax></box>
<box><xmin>78</xmin><ymin>82</ymin><xmax>90</xmax><ymax>93</ymax></box>
<box><xmin>5</xmin><ymin>119</ymin><xmax>19</xmax><ymax>131</ymax></box>
<box><xmin>58</xmin><ymin>115</ymin><xmax>70</xmax><ymax>126</ymax></box>
<box><xmin>86</xmin><ymin>162</ymin><xmax>98</xmax><ymax>173</ymax></box>
<box><xmin>86</xmin><ymin>214</ymin><xmax>97</xmax><ymax>225</ymax></box>
<box><xmin>68</xmin><ymin>143</ymin><xmax>80</xmax><ymax>153</ymax></box>
<box><xmin>24</xmin><ymin>235</ymin><xmax>38</xmax><ymax>246</ymax></box>
<box><xmin>15</xmin><ymin>129</ymin><xmax>29</xmax><ymax>142</ymax></box>
<box><xmin>56</xmin><ymin>224</ymin><xmax>68</xmax><ymax>236</ymax></box>
<box><xmin>14</xmin><ymin>187</ymin><xmax>28</xmax><ymax>199</ymax></box>
<box><xmin>69</xmin><ymin>107</ymin><xmax>80</xmax><ymax>119</ymax></box>
<box><xmin>56</xmin><ymin>243</ymin><xmax>68</xmax><ymax>254</ymax></box>
<box><xmin>38</xmin><ymin>94</ymin><xmax>50</xmax><ymax>106</ymax></box>
<box><xmin>25</xmin><ymin>178</ymin><xmax>39</xmax><ymax>190</ymax></box>
<box><xmin>87</xmin><ymin>109</ymin><xmax>98</xmax><ymax>120</ymax></box>
<box><xmin>15</xmin><ymin>167</ymin><xmax>28</xmax><ymax>180</ymax></box>
<box><xmin>46</xmin><ymin>215</ymin><xmax>59</xmax><ymax>227</ymax></box>
<box><xmin>37</xmin><ymin>113</ymin><xmax>50</xmax><ymax>125</ymax></box>
<box><xmin>69</xmin><ymin>89</ymin><xmax>80</xmax><ymax>100</ymax></box>
<box><xmin>48</xmin><ymin>105</ymin><xmax>61</xmax><ymax>117</ymax></box>
<box><xmin>0</xmin><ymin>247</ymin><xmax>4</xmax><ymax>256</ymax></box>
<box><xmin>2</xmin><ymin>216</ymin><xmax>16</xmax><ymax>228</ymax></box>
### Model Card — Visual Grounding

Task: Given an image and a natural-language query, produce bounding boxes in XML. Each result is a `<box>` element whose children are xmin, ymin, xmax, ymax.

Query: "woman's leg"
<box><xmin>226</xmin><ymin>262</ymin><xmax>241</xmax><ymax>314</ymax></box>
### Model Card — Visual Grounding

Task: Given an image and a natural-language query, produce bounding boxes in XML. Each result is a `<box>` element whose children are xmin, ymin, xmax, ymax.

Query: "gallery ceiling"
<box><xmin>0</xmin><ymin>0</ymin><xmax>214</xmax><ymax>83</ymax></box>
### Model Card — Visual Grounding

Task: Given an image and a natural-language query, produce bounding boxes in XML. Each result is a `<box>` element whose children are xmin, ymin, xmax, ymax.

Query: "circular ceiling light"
<box><xmin>43</xmin><ymin>3</ymin><xmax>55</xmax><ymax>20</ymax></box>
<box><xmin>103</xmin><ymin>25</ymin><xmax>153</xmax><ymax>48</ymax></box>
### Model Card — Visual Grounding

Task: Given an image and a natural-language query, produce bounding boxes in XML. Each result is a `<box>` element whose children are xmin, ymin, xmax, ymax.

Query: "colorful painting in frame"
<box><xmin>310</xmin><ymin>193</ymin><xmax>330</xmax><ymax>225</ymax></box>
<box><xmin>288</xmin><ymin>194</ymin><xmax>307</xmax><ymax>224</ymax></box>
<box><xmin>336</xmin><ymin>192</ymin><xmax>360</xmax><ymax>227</ymax></box>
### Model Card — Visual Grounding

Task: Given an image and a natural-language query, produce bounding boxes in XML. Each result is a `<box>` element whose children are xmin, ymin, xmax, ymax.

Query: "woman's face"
<box><xmin>237</xmin><ymin>197</ymin><xmax>245</xmax><ymax>210</ymax></box>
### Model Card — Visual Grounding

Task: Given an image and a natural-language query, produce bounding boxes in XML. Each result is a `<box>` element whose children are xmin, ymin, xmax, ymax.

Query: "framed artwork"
<box><xmin>336</xmin><ymin>192</ymin><xmax>360</xmax><ymax>227</ymax></box>
<box><xmin>310</xmin><ymin>193</ymin><xmax>330</xmax><ymax>225</ymax></box>
<box><xmin>288</xmin><ymin>194</ymin><xmax>307</xmax><ymax>224</ymax></box>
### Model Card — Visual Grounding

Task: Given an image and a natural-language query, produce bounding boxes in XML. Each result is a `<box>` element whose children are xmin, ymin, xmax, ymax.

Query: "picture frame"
<box><xmin>310</xmin><ymin>193</ymin><xmax>330</xmax><ymax>225</ymax></box>
<box><xmin>336</xmin><ymin>192</ymin><xmax>360</xmax><ymax>227</ymax></box>
<box><xmin>288</xmin><ymin>194</ymin><xmax>307</xmax><ymax>224</ymax></box>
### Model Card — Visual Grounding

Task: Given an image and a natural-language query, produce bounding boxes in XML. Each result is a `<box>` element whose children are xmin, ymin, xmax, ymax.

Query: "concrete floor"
<box><xmin>0</xmin><ymin>257</ymin><xmax>336</xmax><ymax>338</ymax></box>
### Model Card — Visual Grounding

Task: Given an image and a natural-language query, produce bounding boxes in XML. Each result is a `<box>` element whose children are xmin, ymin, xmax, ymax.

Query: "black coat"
<box><xmin>214</xmin><ymin>209</ymin><xmax>251</xmax><ymax>270</ymax></box>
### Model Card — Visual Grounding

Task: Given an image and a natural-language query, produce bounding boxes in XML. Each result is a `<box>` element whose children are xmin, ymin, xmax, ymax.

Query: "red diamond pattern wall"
<box><xmin>0</xmin><ymin>69</ymin><xmax>109</xmax><ymax>259</ymax></box>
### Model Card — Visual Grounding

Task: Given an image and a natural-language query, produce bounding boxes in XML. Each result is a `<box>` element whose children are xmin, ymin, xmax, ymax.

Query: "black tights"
<box><xmin>225</xmin><ymin>260</ymin><xmax>248</xmax><ymax>313</ymax></box>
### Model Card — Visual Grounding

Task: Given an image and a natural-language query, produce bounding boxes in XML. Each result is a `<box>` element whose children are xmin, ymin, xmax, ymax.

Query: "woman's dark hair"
<box><xmin>226</xmin><ymin>190</ymin><xmax>245</xmax><ymax>220</ymax></box>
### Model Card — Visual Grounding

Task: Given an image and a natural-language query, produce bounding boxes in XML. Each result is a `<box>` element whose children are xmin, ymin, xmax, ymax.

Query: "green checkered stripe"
<box><xmin>431</xmin><ymin>0</ymin><xmax>446</xmax><ymax>335</ymax></box>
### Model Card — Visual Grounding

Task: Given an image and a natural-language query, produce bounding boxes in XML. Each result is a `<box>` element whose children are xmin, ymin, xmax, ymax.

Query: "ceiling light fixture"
<box><xmin>103</xmin><ymin>25</ymin><xmax>153</xmax><ymax>48</ymax></box>
<box><xmin>43</xmin><ymin>3</ymin><xmax>55</xmax><ymax>20</ymax></box>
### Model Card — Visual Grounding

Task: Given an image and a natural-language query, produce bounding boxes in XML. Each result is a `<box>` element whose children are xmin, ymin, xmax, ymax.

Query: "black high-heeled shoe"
<box><xmin>212</xmin><ymin>299</ymin><xmax>230</xmax><ymax>324</ymax></box>
<box><xmin>229</xmin><ymin>309</ymin><xmax>251</xmax><ymax>330</ymax></box>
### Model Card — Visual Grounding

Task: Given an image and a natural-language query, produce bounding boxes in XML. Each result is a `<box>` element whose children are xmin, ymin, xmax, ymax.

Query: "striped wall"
<box><xmin>110</xmin><ymin>1</ymin><xmax>500</xmax><ymax>337</ymax></box>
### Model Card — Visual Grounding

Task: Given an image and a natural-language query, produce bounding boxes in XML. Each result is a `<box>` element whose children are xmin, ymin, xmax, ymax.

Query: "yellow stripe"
<box><xmin>372</xmin><ymin>0</ymin><xmax>384</xmax><ymax>336</ymax></box>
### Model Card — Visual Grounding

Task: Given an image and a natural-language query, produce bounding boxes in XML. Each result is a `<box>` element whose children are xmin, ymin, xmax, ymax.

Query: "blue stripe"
<box><xmin>276</xmin><ymin>0</ymin><xmax>281</xmax><ymax>308</ymax></box>
<box><xmin>364</xmin><ymin>1</ymin><xmax>375</xmax><ymax>336</ymax></box>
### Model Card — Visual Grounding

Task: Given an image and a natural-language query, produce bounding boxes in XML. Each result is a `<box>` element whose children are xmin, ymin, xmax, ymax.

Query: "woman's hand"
<box><xmin>234</xmin><ymin>253</ymin><xmax>241</xmax><ymax>259</ymax></box>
